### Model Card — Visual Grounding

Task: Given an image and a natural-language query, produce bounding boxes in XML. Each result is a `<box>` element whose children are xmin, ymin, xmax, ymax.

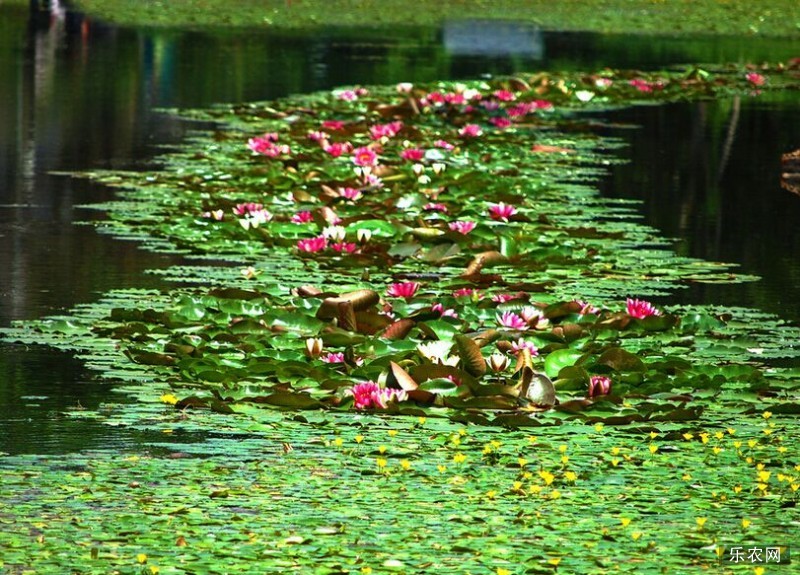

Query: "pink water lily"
<box><xmin>336</xmin><ymin>187</ymin><xmax>362</xmax><ymax>201</ymax></box>
<box><xmin>448</xmin><ymin>220</ymin><xmax>476</xmax><ymax>235</ymax></box>
<box><xmin>296</xmin><ymin>236</ymin><xmax>328</xmax><ymax>253</ymax></box>
<box><xmin>352</xmin><ymin>146</ymin><xmax>378</xmax><ymax>167</ymax></box>
<box><xmin>321</xmin><ymin>120</ymin><xmax>345</xmax><ymax>131</ymax></box>
<box><xmin>510</xmin><ymin>338</ymin><xmax>538</xmax><ymax>356</ymax></box>
<box><xmin>346</xmin><ymin>381</ymin><xmax>406</xmax><ymax>410</ymax></box>
<box><xmin>434</xmin><ymin>139</ymin><xmax>455</xmax><ymax>151</ymax></box>
<box><xmin>490</xmin><ymin>117</ymin><xmax>512</xmax><ymax>129</ymax></box>
<box><xmin>626</xmin><ymin>298</ymin><xmax>662</xmax><ymax>319</ymax></box>
<box><xmin>588</xmin><ymin>375</ymin><xmax>612</xmax><ymax>398</ymax></box>
<box><xmin>232</xmin><ymin>202</ymin><xmax>263</xmax><ymax>216</ymax></box>
<box><xmin>202</xmin><ymin>209</ymin><xmax>224</xmax><ymax>221</ymax></box>
<box><xmin>247</xmin><ymin>134</ymin><xmax>290</xmax><ymax>157</ymax></box>
<box><xmin>492</xmin><ymin>292</ymin><xmax>523</xmax><ymax>303</ymax></box>
<box><xmin>459</xmin><ymin>124</ymin><xmax>483</xmax><ymax>138</ymax></box>
<box><xmin>331</xmin><ymin>242</ymin><xmax>358</xmax><ymax>253</ymax></box>
<box><xmin>746</xmin><ymin>72</ymin><xmax>766</xmax><ymax>86</ymax></box>
<box><xmin>291</xmin><ymin>211</ymin><xmax>313</xmax><ymax>224</ymax></box>
<box><xmin>323</xmin><ymin>142</ymin><xmax>354</xmax><ymax>157</ymax></box>
<box><xmin>386</xmin><ymin>281</ymin><xmax>420</xmax><ymax>299</ymax></box>
<box><xmin>400</xmin><ymin>148</ymin><xmax>425</xmax><ymax>162</ymax></box>
<box><xmin>488</xmin><ymin>202</ymin><xmax>517</xmax><ymax>221</ymax></box>
<box><xmin>574</xmin><ymin>299</ymin><xmax>600</xmax><ymax>315</ymax></box>
<box><xmin>493</xmin><ymin>89</ymin><xmax>517</xmax><ymax>102</ymax></box>
<box><xmin>423</xmin><ymin>202</ymin><xmax>448</xmax><ymax>213</ymax></box>
<box><xmin>335</xmin><ymin>89</ymin><xmax>359</xmax><ymax>101</ymax></box>
<box><xmin>369</xmin><ymin>121</ymin><xmax>403</xmax><ymax>140</ymax></box>
<box><xmin>432</xmin><ymin>302</ymin><xmax>458</xmax><ymax>318</ymax></box>
<box><xmin>320</xmin><ymin>352</ymin><xmax>345</xmax><ymax>363</ymax></box>
<box><xmin>496</xmin><ymin>311</ymin><xmax>528</xmax><ymax>330</ymax></box>
<box><xmin>453</xmin><ymin>288</ymin><xmax>482</xmax><ymax>300</ymax></box>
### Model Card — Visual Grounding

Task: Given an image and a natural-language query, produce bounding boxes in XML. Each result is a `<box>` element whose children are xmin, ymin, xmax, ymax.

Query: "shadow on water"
<box><xmin>1</xmin><ymin>1</ymin><xmax>798</xmax><ymax>453</ymax></box>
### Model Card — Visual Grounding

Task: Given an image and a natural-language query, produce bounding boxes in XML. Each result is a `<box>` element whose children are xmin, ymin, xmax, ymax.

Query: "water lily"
<box><xmin>352</xmin><ymin>146</ymin><xmax>378</xmax><ymax>167</ymax></box>
<box><xmin>320</xmin><ymin>352</ymin><xmax>345</xmax><ymax>363</ymax></box>
<box><xmin>492</xmin><ymin>292</ymin><xmax>522</xmax><ymax>303</ymax></box>
<box><xmin>331</xmin><ymin>242</ymin><xmax>358</xmax><ymax>253</ymax></box>
<box><xmin>296</xmin><ymin>236</ymin><xmax>328</xmax><ymax>253</ymax></box>
<box><xmin>510</xmin><ymin>338</ymin><xmax>538</xmax><ymax>356</ymax></box>
<box><xmin>232</xmin><ymin>202</ymin><xmax>264</xmax><ymax>216</ymax></box>
<box><xmin>497</xmin><ymin>311</ymin><xmax>528</xmax><ymax>330</ymax></box>
<box><xmin>431</xmin><ymin>302</ymin><xmax>458</xmax><ymax>318</ymax></box>
<box><xmin>335</xmin><ymin>89</ymin><xmax>359</xmax><ymax>101</ymax></box>
<box><xmin>575</xmin><ymin>299</ymin><xmax>600</xmax><ymax>315</ymax></box>
<box><xmin>369</xmin><ymin>121</ymin><xmax>403</xmax><ymax>141</ymax></box>
<box><xmin>400</xmin><ymin>148</ymin><xmax>425</xmax><ymax>162</ymax></box>
<box><xmin>459</xmin><ymin>124</ymin><xmax>483</xmax><ymax>138</ymax></box>
<box><xmin>396</xmin><ymin>82</ymin><xmax>413</xmax><ymax>93</ymax></box>
<box><xmin>386</xmin><ymin>281</ymin><xmax>420</xmax><ymax>299</ymax></box>
<box><xmin>588</xmin><ymin>375</ymin><xmax>612</xmax><ymax>398</ymax></box>
<box><xmin>493</xmin><ymin>89</ymin><xmax>517</xmax><ymax>102</ymax></box>
<box><xmin>434</xmin><ymin>139</ymin><xmax>455</xmax><ymax>150</ymax></box>
<box><xmin>202</xmin><ymin>209</ymin><xmax>224</xmax><ymax>221</ymax></box>
<box><xmin>247</xmin><ymin>135</ymin><xmax>290</xmax><ymax>157</ymax></box>
<box><xmin>448</xmin><ymin>220</ymin><xmax>476</xmax><ymax>235</ymax></box>
<box><xmin>356</xmin><ymin>228</ymin><xmax>372</xmax><ymax>244</ymax></box>
<box><xmin>346</xmin><ymin>381</ymin><xmax>406</xmax><ymax>410</ymax></box>
<box><xmin>746</xmin><ymin>72</ymin><xmax>766</xmax><ymax>86</ymax></box>
<box><xmin>626</xmin><ymin>298</ymin><xmax>662</xmax><ymax>319</ymax></box>
<box><xmin>321</xmin><ymin>120</ymin><xmax>345</xmax><ymax>131</ymax></box>
<box><xmin>338</xmin><ymin>187</ymin><xmax>362</xmax><ymax>201</ymax></box>
<box><xmin>291</xmin><ymin>211</ymin><xmax>313</xmax><ymax>224</ymax></box>
<box><xmin>490</xmin><ymin>117</ymin><xmax>512</xmax><ymax>129</ymax></box>
<box><xmin>423</xmin><ymin>202</ymin><xmax>448</xmax><ymax>213</ymax></box>
<box><xmin>488</xmin><ymin>202</ymin><xmax>517</xmax><ymax>221</ymax></box>
<box><xmin>453</xmin><ymin>287</ymin><xmax>482</xmax><ymax>300</ymax></box>
<box><xmin>487</xmin><ymin>353</ymin><xmax>510</xmax><ymax>372</ymax></box>
<box><xmin>322</xmin><ymin>225</ymin><xmax>346</xmax><ymax>242</ymax></box>
<box><xmin>305</xmin><ymin>337</ymin><xmax>323</xmax><ymax>359</ymax></box>
<box><xmin>323</xmin><ymin>141</ymin><xmax>353</xmax><ymax>157</ymax></box>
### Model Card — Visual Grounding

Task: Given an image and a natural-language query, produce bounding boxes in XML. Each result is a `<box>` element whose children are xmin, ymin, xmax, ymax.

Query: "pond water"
<box><xmin>1</xmin><ymin>2</ymin><xmax>799</xmax><ymax>454</ymax></box>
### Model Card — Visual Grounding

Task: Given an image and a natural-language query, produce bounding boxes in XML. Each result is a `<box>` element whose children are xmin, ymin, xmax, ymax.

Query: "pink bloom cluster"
<box><xmin>490</xmin><ymin>117</ymin><xmax>512</xmax><ymax>129</ymax></box>
<box><xmin>453</xmin><ymin>288</ymin><xmax>482</xmax><ymax>299</ymax></box>
<box><xmin>400</xmin><ymin>148</ymin><xmax>425</xmax><ymax>162</ymax></box>
<box><xmin>510</xmin><ymin>338</ymin><xmax>538</xmax><ymax>356</ymax></box>
<box><xmin>323</xmin><ymin>141</ymin><xmax>354</xmax><ymax>157</ymax></box>
<box><xmin>247</xmin><ymin>133</ymin><xmax>290</xmax><ymax>157</ymax></box>
<box><xmin>369</xmin><ymin>121</ymin><xmax>403</xmax><ymax>140</ymax></box>
<box><xmin>493</xmin><ymin>89</ymin><xmax>517</xmax><ymax>102</ymax></box>
<box><xmin>335</xmin><ymin>87</ymin><xmax>368</xmax><ymax>101</ymax></box>
<box><xmin>291</xmin><ymin>211</ymin><xmax>313</xmax><ymax>224</ymax></box>
<box><xmin>431</xmin><ymin>302</ymin><xmax>458</xmax><ymax>318</ymax></box>
<box><xmin>491</xmin><ymin>293</ymin><xmax>523</xmax><ymax>304</ymax></box>
<box><xmin>347</xmin><ymin>381</ymin><xmax>407</xmax><ymax>410</ymax></box>
<box><xmin>321</xmin><ymin>120</ymin><xmax>345</xmax><ymax>131</ymax></box>
<box><xmin>352</xmin><ymin>146</ymin><xmax>379</xmax><ymax>167</ymax></box>
<box><xmin>296</xmin><ymin>236</ymin><xmax>328</xmax><ymax>253</ymax></box>
<box><xmin>386</xmin><ymin>282</ymin><xmax>420</xmax><ymax>299</ymax></box>
<box><xmin>331</xmin><ymin>242</ymin><xmax>358</xmax><ymax>253</ymax></box>
<box><xmin>434</xmin><ymin>139</ymin><xmax>455</xmax><ymax>151</ymax></box>
<box><xmin>338</xmin><ymin>187</ymin><xmax>362</xmax><ymax>201</ymax></box>
<box><xmin>628</xmin><ymin>79</ymin><xmax>665</xmax><ymax>93</ymax></box>
<box><xmin>423</xmin><ymin>202</ymin><xmax>448</xmax><ymax>213</ymax></box>
<box><xmin>320</xmin><ymin>352</ymin><xmax>345</xmax><ymax>363</ymax></box>
<box><xmin>746</xmin><ymin>72</ymin><xmax>766</xmax><ymax>86</ymax></box>
<box><xmin>232</xmin><ymin>202</ymin><xmax>264</xmax><ymax>216</ymax></box>
<box><xmin>448</xmin><ymin>220</ymin><xmax>476</xmax><ymax>235</ymax></box>
<box><xmin>496</xmin><ymin>311</ymin><xmax>528</xmax><ymax>330</ymax></box>
<box><xmin>506</xmin><ymin>100</ymin><xmax>553</xmax><ymax>117</ymax></box>
<box><xmin>626</xmin><ymin>298</ymin><xmax>662</xmax><ymax>319</ymax></box>
<box><xmin>588</xmin><ymin>375</ymin><xmax>612</xmax><ymax>398</ymax></box>
<box><xmin>459</xmin><ymin>124</ymin><xmax>483</xmax><ymax>138</ymax></box>
<box><xmin>488</xmin><ymin>202</ymin><xmax>517</xmax><ymax>221</ymax></box>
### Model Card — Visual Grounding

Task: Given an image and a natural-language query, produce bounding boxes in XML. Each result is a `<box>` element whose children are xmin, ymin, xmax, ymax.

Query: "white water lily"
<box><xmin>417</xmin><ymin>341</ymin><xmax>459</xmax><ymax>366</ymax></box>
<box><xmin>575</xmin><ymin>90</ymin><xmax>595</xmax><ymax>102</ymax></box>
<box><xmin>322</xmin><ymin>225</ymin><xmax>346</xmax><ymax>242</ymax></box>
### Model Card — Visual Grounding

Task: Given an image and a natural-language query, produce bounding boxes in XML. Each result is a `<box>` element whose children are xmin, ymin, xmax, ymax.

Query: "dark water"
<box><xmin>1</xmin><ymin>3</ymin><xmax>799</xmax><ymax>453</ymax></box>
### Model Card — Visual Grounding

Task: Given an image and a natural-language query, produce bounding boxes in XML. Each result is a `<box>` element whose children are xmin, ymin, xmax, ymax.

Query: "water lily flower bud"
<box><xmin>412</xmin><ymin>163</ymin><xmax>425</xmax><ymax>176</ymax></box>
<box><xmin>588</xmin><ymin>375</ymin><xmax>612</xmax><ymax>398</ymax></box>
<box><xmin>417</xmin><ymin>175</ymin><xmax>432</xmax><ymax>184</ymax></box>
<box><xmin>322</xmin><ymin>225</ymin><xmax>347</xmax><ymax>242</ymax></box>
<box><xmin>432</xmin><ymin>162</ymin><xmax>446</xmax><ymax>174</ymax></box>
<box><xmin>488</xmin><ymin>352</ymin><xmax>510</xmax><ymax>372</ymax></box>
<box><xmin>357</xmin><ymin>228</ymin><xmax>372</xmax><ymax>244</ymax></box>
<box><xmin>305</xmin><ymin>337</ymin><xmax>324</xmax><ymax>359</ymax></box>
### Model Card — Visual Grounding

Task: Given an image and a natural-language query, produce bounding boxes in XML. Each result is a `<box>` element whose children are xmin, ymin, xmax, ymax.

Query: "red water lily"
<box><xmin>588</xmin><ymin>375</ymin><xmax>612</xmax><ymax>398</ymax></box>
<box><xmin>346</xmin><ymin>381</ymin><xmax>406</xmax><ymax>410</ymax></box>
<box><xmin>386</xmin><ymin>282</ymin><xmax>420</xmax><ymax>299</ymax></box>
<box><xmin>488</xmin><ymin>202</ymin><xmax>517</xmax><ymax>221</ymax></box>
<box><xmin>296</xmin><ymin>236</ymin><xmax>328</xmax><ymax>253</ymax></box>
<box><xmin>352</xmin><ymin>146</ymin><xmax>378</xmax><ymax>167</ymax></box>
<box><xmin>626</xmin><ymin>298</ymin><xmax>662</xmax><ymax>319</ymax></box>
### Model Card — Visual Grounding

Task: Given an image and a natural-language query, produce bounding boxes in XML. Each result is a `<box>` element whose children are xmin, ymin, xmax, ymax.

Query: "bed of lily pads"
<box><xmin>2</xmin><ymin>62</ymin><xmax>800</xmax><ymax>574</ymax></box>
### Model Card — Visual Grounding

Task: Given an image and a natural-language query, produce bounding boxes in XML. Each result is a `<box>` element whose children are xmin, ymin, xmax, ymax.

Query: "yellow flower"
<box><xmin>387</xmin><ymin>430</ymin><xmax>398</xmax><ymax>437</ymax></box>
<box><xmin>620</xmin><ymin>517</ymin><xmax>632</xmax><ymax>528</ymax></box>
<box><xmin>527</xmin><ymin>436</ymin><xmax>538</xmax><ymax>444</ymax></box>
<box><xmin>754</xmin><ymin>568</ymin><xmax>765</xmax><ymax>575</ymax></box>
<box><xmin>757</xmin><ymin>483</ymin><xmax>768</xmax><ymax>491</ymax></box>
<box><xmin>376</xmin><ymin>458</ymin><xmax>387</xmax><ymax>469</ymax></box>
<box><xmin>549</xmin><ymin>490</ymin><xmax>561</xmax><ymax>500</ymax></box>
<box><xmin>791</xmin><ymin>483</ymin><xmax>800</xmax><ymax>492</ymax></box>
<box><xmin>539</xmin><ymin>470</ymin><xmax>555</xmax><ymax>486</ymax></box>
<box><xmin>727</xmin><ymin>427</ymin><xmax>736</xmax><ymax>435</ymax></box>
<box><xmin>559</xmin><ymin>444</ymin><xmax>568</xmax><ymax>453</ymax></box>
<box><xmin>486</xmin><ymin>490</ymin><xmax>497</xmax><ymax>499</ymax></box>
<box><xmin>451</xmin><ymin>435</ymin><xmax>461</xmax><ymax>447</ymax></box>
<box><xmin>712</xmin><ymin>447</ymin><xmax>722</xmax><ymax>455</ymax></box>
<box><xmin>137</xmin><ymin>554</ymin><xmax>148</xmax><ymax>564</ymax></box>
<box><xmin>547</xmin><ymin>558</ymin><xmax>562</xmax><ymax>566</ymax></box>
<box><xmin>483</xmin><ymin>445</ymin><xmax>493</xmax><ymax>455</ymax></box>
<box><xmin>610</xmin><ymin>458</ymin><xmax>620</xmax><ymax>467</ymax></box>
<box><xmin>741</xmin><ymin>518</ymin><xmax>751</xmax><ymax>529</ymax></box>
<box><xmin>159</xmin><ymin>394</ymin><xmax>178</xmax><ymax>405</ymax></box>
<box><xmin>682</xmin><ymin>473</ymin><xmax>692</xmax><ymax>481</ymax></box>
<box><xmin>682</xmin><ymin>432</ymin><xmax>694</xmax><ymax>441</ymax></box>
<box><xmin>733</xmin><ymin>440</ymin><xmax>743</xmax><ymax>449</ymax></box>
<box><xmin>777</xmin><ymin>446</ymin><xmax>788</xmax><ymax>453</ymax></box>
<box><xmin>700</xmin><ymin>433</ymin><xmax>710</xmax><ymax>444</ymax></box>
<box><xmin>631</xmin><ymin>531</ymin><xmax>643</xmax><ymax>541</ymax></box>
<box><xmin>453</xmin><ymin>453</ymin><xmax>466</xmax><ymax>464</ymax></box>
<box><xmin>649</xmin><ymin>444</ymin><xmax>658</xmax><ymax>454</ymax></box>
<box><xmin>400</xmin><ymin>460</ymin><xmax>411</xmax><ymax>471</ymax></box>
<box><xmin>560</xmin><ymin>456</ymin><xmax>570</xmax><ymax>465</ymax></box>
<box><xmin>696</xmin><ymin>517</ymin><xmax>707</xmax><ymax>528</ymax></box>
<box><xmin>649</xmin><ymin>431</ymin><xmax>658</xmax><ymax>439</ymax></box>
<box><xmin>733</xmin><ymin>485</ymin><xmax>743</xmax><ymax>493</ymax></box>
<box><xmin>361</xmin><ymin>567</ymin><xmax>373</xmax><ymax>575</ymax></box>
<box><xmin>496</xmin><ymin>568</ymin><xmax>512</xmax><ymax>575</ymax></box>
<box><xmin>594</xmin><ymin>423</ymin><xmax>604</xmax><ymax>432</ymax></box>
<box><xmin>459</xmin><ymin>428</ymin><xmax>467</xmax><ymax>436</ymax></box>
<box><xmin>437</xmin><ymin>464</ymin><xmax>447</xmax><ymax>473</ymax></box>
<box><xmin>611</xmin><ymin>447</ymin><xmax>620</xmax><ymax>456</ymax></box>
<box><xmin>490</xmin><ymin>440</ymin><xmax>501</xmax><ymax>449</ymax></box>
<box><xmin>149</xmin><ymin>568</ymin><xmax>160</xmax><ymax>575</ymax></box>
<box><xmin>564</xmin><ymin>471</ymin><xmax>577</xmax><ymax>482</ymax></box>
<box><xmin>748</xmin><ymin>439</ymin><xmax>758</xmax><ymax>448</ymax></box>
<box><xmin>378</xmin><ymin>445</ymin><xmax>387</xmax><ymax>454</ymax></box>
<box><xmin>355</xmin><ymin>435</ymin><xmax>364</xmax><ymax>444</ymax></box>
<box><xmin>512</xmin><ymin>481</ymin><xmax>524</xmax><ymax>492</ymax></box>
<box><xmin>762</xmin><ymin>411</ymin><xmax>772</xmax><ymax>419</ymax></box>
<box><xmin>333</xmin><ymin>438</ymin><xmax>343</xmax><ymax>448</ymax></box>
<box><xmin>763</xmin><ymin>428</ymin><xmax>773</xmax><ymax>436</ymax></box>
<box><xmin>518</xmin><ymin>458</ymin><xmax>528</xmax><ymax>468</ymax></box>
<box><xmin>417</xmin><ymin>417</ymin><xmax>426</xmax><ymax>425</ymax></box>
<box><xmin>758</xmin><ymin>470</ymin><xmax>771</xmax><ymax>482</ymax></box>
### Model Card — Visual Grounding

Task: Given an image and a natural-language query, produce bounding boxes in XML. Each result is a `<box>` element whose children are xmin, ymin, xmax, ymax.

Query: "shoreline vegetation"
<box><xmin>66</xmin><ymin>0</ymin><xmax>800</xmax><ymax>37</ymax></box>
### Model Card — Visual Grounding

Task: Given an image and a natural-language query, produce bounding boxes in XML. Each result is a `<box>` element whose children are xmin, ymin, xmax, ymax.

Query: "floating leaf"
<box><xmin>454</xmin><ymin>334</ymin><xmax>487</xmax><ymax>377</ymax></box>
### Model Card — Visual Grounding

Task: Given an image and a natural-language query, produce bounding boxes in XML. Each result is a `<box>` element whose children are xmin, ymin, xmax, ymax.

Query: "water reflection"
<box><xmin>1</xmin><ymin>2</ymin><xmax>799</xmax><ymax>453</ymax></box>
